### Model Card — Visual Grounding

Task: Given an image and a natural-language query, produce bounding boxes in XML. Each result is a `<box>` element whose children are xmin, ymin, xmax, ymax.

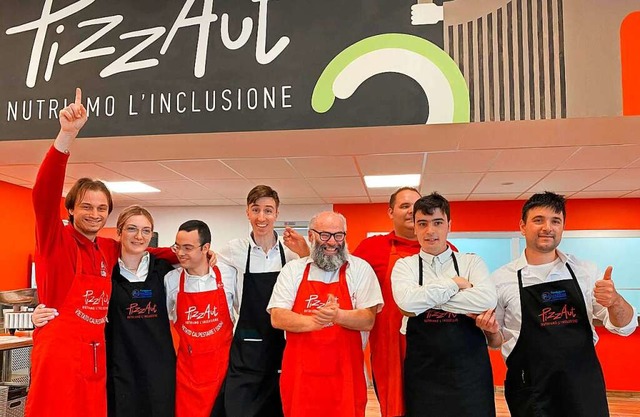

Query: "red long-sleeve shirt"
<box><xmin>32</xmin><ymin>146</ymin><xmax>176</xmax><ymax>308</ymax></box>
<box><xmin>353</xmin><ymin>231</ymin><xmax>422</xmax><ymax>281</ymax></box>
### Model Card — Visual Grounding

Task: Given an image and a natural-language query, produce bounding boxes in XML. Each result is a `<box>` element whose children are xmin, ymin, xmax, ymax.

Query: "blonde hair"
<box><xmin>116</xmin><ymin>205</ymin><xmax>154</xmax><ymax>234</ymax></box>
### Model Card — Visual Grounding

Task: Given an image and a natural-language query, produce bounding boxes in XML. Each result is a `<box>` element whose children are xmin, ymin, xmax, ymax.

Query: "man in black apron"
<box><xmin>391</xmin><ymin>193</ymin><xmax>498</xmax><ymax>417</ymax></box>
<box><xmin>218</xmin><ymin>185</ymin><xmax>309</xmax><ymax>417</ymax></box>
<box><xmin>475</xmin><ymin>192</ymin><xmax>637</xmax><ymax>417</ymax></box>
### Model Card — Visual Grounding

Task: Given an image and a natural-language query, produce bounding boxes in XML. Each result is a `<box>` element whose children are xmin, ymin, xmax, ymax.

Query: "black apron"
<box><xmin>106</xmin><ymin>255</ymin><xmax>176</xmax><ymax>417</ymax></box>
<box><xmin>404</xmin><ymin>253</ymin><xmax>496</xmax><ymax>417</ymax></box>
<box><xmin>224</xmin><ymin>242</ymin><xmax>287</xmax><ymax>417</ymax></box>
<box><xmin>505</xmin><ymin>263</ymin><xmax>609</xmax><ymax>417</ymax></box>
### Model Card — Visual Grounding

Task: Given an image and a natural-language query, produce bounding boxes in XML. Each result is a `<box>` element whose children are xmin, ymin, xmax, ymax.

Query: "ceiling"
<box><xmin>1</xmin><ymin>116</ymin><xmax>639</xmax><ymax>207</ymax></box>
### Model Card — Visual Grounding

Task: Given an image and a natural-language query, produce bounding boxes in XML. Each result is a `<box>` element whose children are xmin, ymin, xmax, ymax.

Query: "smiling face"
<box><xmin>174</xmin><ymin>229</ymin><xmax>209</xmax><ymax>272</ymax></box>
<box><xmin>520</xmin><ymin>206</ymin><xmax>564</xmax><ymax>256</ymax></box>
<box><xmin>414</xmin><ymin>208</ymin><xmax>450</xmax><ymax>256</ymax></box>
<box><xmin>118</xmin><ymin>214</ymin><xmax>153</xmax><ymax>257</ymax></box>
<box><xmin>388</xmin><ymin>189</ymin><xmax>421</xmax><ymax>239</ymax></box>
<box><xmin>69</xmin><ymin>190</ymin><xmax>110</xmax><ymax>240</ymax></box>
<box><xmin>246</xmin><ymin>197</ymin><xmax>279</xmax><ymax>239</ymax></box>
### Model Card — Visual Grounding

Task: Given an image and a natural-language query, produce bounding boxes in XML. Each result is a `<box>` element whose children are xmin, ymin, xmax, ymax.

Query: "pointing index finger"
<box><xmin>75</xmin><ymin>87</ymin><xmax>82</xmax><ymax>105</ymax></box>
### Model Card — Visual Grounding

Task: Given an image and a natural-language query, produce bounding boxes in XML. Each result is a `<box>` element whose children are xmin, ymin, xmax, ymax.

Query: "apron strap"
<box><xmin>245</xmin><ymin>234</ymin><xmax>287</xmax><ymax>272</ymax></box>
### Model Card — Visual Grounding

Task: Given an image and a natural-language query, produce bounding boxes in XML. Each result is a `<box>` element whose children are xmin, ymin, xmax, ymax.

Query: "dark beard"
<box><xmin>311</xmin><ymin>241</ymin><xmax>349</xmax><ymax>271</ymax></box>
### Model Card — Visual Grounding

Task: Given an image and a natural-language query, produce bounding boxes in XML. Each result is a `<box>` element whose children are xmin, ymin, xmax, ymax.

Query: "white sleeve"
<box><xmin>350</xmin><ymin>258</ymin><xmax>383</xmax><ymax>311</ymax></box>
<box><xmin>217</xmin><ymin>261</ymin><xmax>238</xmax><ymax>322</ymax></box>
<box><xmin>391</xmin><ymin>257</ymin><xmax>459</xmax><ymax>315</ymax></box>
<box><xmin>440</xmin><ymin>255</ymin><xmax>498</xmax><ymax>314</ymax></box>
<box><xmin>267</xmin><ymin>261</ymin><xmax>301</xmax><ymax>312</ymax></box>
<box><xmin>164</xmin><ymin>270</ymin><xmax>179</xmax><ymax>323</ymax></box>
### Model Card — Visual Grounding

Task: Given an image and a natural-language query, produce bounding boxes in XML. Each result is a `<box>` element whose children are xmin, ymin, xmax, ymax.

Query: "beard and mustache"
<box><xmin>311</xmin><ymin>240</ymin><xmax>349</xmax><ymax>272</ymax></box>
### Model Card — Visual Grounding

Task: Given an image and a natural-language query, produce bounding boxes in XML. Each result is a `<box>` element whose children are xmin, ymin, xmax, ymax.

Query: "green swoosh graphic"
<box><xmin>312</xmin><ymin>33</ymin><xmax>470</xmax><ymax>123</ymax></box>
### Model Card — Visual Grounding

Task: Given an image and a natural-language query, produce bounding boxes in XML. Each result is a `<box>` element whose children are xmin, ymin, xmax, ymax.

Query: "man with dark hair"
<box><xmin>391</xmin><ymin>192</ymin><xmax>497</xmax><ymax>417</ymax></box>
<box><xmin>353</xmin><ymin>187</ymin><xmax>461</xmax><ymax>417</ymax></box>
<box><xmin>165</xmin><ymin>220</ymin><xmax>236</xmax><ymax>417</ymax></box>
<box><xmin>219</xmin><ymin>184</ymin><xmax>309</xmax><ymax>417</ymax></box>
<box><xmin>268</xmin><ymin>211</ymin><xmax>383</xmax><ymax>417</ymax></box>
<box><xmin>475</xmin><ymin>191</ymin><xmax>637</xmax><ymax>417</ymax></box>
<box><xmin>352</xmin><ymin>186</ymin><xmax>422</xmax><ymax>417</ymax></box>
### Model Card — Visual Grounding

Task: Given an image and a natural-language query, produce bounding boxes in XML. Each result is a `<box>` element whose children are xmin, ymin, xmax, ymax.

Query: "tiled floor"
<box><xmin>365</xmin><ymin>389</ymin><xmax>640</xmax><ymax>417</ymax></box>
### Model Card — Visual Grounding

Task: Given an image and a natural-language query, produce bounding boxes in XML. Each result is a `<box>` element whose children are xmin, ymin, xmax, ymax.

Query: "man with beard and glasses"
<box><xmin>268</xmin><ymin>211</ymin><xmax>383</xmax><ymax>417</ymax></box>
<box><xmin>474</xmin><ymin>192</ymin><xmax>637</xmax><ymax>417</ymax></box>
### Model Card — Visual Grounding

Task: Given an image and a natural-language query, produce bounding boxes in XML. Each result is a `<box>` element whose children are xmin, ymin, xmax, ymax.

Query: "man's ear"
<box><xmin>387</xmin><ymin>207</ymin><xmax>394</xmax><ymax>220</ymax></box>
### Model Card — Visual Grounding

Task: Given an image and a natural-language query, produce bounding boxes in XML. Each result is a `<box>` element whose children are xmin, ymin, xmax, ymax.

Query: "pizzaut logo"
<box><xmin>541</xmin><ymin>290</ymin><xmax>568</xmax><ymax>303</ymax></box>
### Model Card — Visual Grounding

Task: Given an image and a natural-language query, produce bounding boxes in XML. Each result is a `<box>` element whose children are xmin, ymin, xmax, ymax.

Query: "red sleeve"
<box><xmin>149</xmin><ymin>247</ymin><xmax>179</xmax><ymax>264</ymax></box>
<box><xmin>32</xmin><ymin>146</ymin><xmax>69</xmax><ymax>255</ymax></box>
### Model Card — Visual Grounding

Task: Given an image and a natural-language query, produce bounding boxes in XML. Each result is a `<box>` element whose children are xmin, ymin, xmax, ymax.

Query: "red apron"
<box><xmin>175</xmin><ymin>267</ymin><xmax>233</xmax><ymax>417</ymax></box>
<box><xmin>26</xmin><ymin>246</ymin><xmax>112</xmax><ymax>417</ymax></box>
<box><xmin>369</xmin><ymin>240</ymin><xmax>413</xmax><ymax>417</ymax></box>
<box><xmin>280</xmin><ymin>263</ymin><xmax>367</xmax><ymax>417</ymax></box>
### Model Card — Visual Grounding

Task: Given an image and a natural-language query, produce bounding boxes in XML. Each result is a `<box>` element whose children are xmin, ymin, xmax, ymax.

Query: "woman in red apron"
<box><xmin>279</xmin><ymin>263</ymin><xmax>367</xmax><ymax>417</ymax></box>
<box><xmin>175</xmin><ymin>266</ymin><xmax>233</xmax><ymax>417</ymax></box>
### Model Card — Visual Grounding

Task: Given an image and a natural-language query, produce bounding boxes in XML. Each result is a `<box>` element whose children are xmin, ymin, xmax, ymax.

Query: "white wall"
<box><xmin>107</xmin><ymin>204</ymin><xmax>331</xmax><ymax>251</ymax></box>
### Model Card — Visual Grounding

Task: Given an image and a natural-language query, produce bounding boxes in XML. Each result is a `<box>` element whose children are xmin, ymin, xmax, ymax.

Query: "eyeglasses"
<box><xmin>310</xmin><ymin>229</ymin><xmax>346</xmax><ymax>242</ymax></box>
<box><xmin>170</xmin><ymin>243</ymin><xmax>204</xmax><ymax>254</ymax></box>
<box><xmin>123</xmin><ymin>226</ymin><xmax>153</xmax><ymax>237</ymax></box>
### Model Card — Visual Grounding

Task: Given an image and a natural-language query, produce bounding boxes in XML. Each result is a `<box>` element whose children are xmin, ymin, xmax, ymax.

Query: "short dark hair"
<box><xmin>65</xmin><ymin>178</ymin><xmax>113</xmax><ymax>224</ymax></box>
<box><xmin>521</xmin><ymin>191</ymin><xmax>566</xmax><ymax>222</ymax></box>
<box><xmin>389</xmin><ymin>187</ymin><xmax>421</xmax><ymax>208</ymax></box>
<box><xmin>413</xmin><ymin>192</ymin><xmax>450</xmax><ymax>221</ymax></box>
<box><xmin>247</xmin><ymin>185</ymin><xmax>280</xmax><ymax>208</ymax></box>
<box><xmin>178</xmin><ymin>220</ymin><xmax>211</xmax><ymax>245</ymax></box>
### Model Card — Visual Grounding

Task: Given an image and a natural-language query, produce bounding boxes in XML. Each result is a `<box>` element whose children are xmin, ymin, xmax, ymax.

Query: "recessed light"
<box><xmin>364</xmin><ymin>174</ymin><xmax>420</xmax><ymax>188</ymax></box>
<box><xmin>104</xmin><ymin>181</ymin><xmax>160</xmax><ymax>193</ymax></box>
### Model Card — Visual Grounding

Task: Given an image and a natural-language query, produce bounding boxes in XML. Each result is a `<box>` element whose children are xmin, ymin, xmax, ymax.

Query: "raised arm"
<box><xmin>33</xmin><ymin>88</ymin><xmax>87</xmax><ymax>253</ymax></box>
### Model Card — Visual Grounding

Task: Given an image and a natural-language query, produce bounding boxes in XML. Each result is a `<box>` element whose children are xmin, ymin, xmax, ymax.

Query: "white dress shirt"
<box><xmin>391</xmin><ymin>247</ymin><xmax>497</xmax><ymax>334</ymax></box>
<box><xmin>165</xmin><ymin>265</ymin><xmax>237</xmax><ymax>323</ymax></box>
<box><xmin>218</xmin><ymin>234</ymin><xmax>299</xmax><ymax>314</ymax></box>
<box><xmin>492</xmin><ymin>250</ymin><xmax>638</xmax><ymax>360</ymax></box>
<box><xmin>117</xmin><ymin>252</ymin><xmax>151</xmax><ymax>282</ymax></box>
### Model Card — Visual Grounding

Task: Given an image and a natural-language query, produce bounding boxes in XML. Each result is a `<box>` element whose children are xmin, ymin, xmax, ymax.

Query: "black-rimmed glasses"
<box><xmin>310</xmin><ymin>229</ymin><xmax>346</xmax><ymax>242</ymax></box>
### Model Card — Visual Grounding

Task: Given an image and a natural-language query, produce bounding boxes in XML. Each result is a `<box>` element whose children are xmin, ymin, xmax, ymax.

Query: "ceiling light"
<box><xmin>364</xmin><ymin>174</ymin><xmax>420</xmax><ymax>188</ymax></box>
<box><xmin>103</xmin><ymin>181</ymin><xmax>160</xmax><ymax>193</ymax></box>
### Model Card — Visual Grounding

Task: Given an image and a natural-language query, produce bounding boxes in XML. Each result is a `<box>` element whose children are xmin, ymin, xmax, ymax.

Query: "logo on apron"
<box><xmin>541</xmin><ymin>290</ymin><xmax>568</xmax><ymax>303</ymax></box>
<box><xmin>126</xmin><ymin>301</ymin><xmax>158</xmax><ymax>319</ymax></box>
<box><xmin>423</xmin><ymin>310</ymin><xmax>459</xmax><ymax>324</ymax></box>
<box><xmin>538</xmin><ymin>304</ymin><xmax>578</xmax><ymax>327</ymax></box>
<box><xmin>132</xmin><ymin>289</ymin><xmax>153</xmax><ymax>299</ymax></box>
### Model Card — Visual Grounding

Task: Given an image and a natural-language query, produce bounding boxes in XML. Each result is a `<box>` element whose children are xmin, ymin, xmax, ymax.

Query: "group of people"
<box><xmin>25</xmin><ymin>89</ymin><xmax>637</xmax><ymax>417</ymax></box>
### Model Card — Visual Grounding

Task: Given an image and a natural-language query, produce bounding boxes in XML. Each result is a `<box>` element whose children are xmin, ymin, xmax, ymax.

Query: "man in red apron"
<box><xmin>352</xmin><ymin>187</ymin><xmax>422</xmax><ymax>417</ymax></box>
<box><xmin>475</xmin><ymin>192</ymin><xmax>637</xmax><ymax>417</ymax></box>
<box><xmin>164</xmin><ymin>220</ymin><xmax>235</xmax><ymax>417</ymax></box>
<box><xmin>391</xmin><ymin>193</ymin><xmax>498</xmax><ymax>417</ymax></box>
<box><xmin>26</xmin><ymin>88</ymin><xmax>120</xmax><ymax>417</ymax></box>
<box><xmin>353</xmin><ymin>187</ymin><xmax>460</xmax><ymax>417</ymax></box>
<box><xmin>268</xmin><ymin>211</ymin><xmax>384</xmax><ymax>417</ymax></box>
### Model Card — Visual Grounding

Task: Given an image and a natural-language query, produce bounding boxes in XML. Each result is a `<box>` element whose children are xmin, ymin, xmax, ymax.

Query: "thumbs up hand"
<box><xmin>594</xmin><ymin>266</ymin><xmax>621</xmax><ymax>308</ymax></box>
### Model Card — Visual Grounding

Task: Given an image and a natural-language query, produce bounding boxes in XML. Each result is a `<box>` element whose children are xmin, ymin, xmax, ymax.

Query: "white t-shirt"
<box><xmin>267</xmin><ymin>254</ymin><xmax>384</xmax><ymax>345</ymax></box>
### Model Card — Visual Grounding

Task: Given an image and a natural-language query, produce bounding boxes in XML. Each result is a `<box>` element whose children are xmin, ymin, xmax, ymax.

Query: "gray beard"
<box><xmin>311</xmin><ymin>241</ymin><xmax>349</xmax><ymax>272</ymax></box>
